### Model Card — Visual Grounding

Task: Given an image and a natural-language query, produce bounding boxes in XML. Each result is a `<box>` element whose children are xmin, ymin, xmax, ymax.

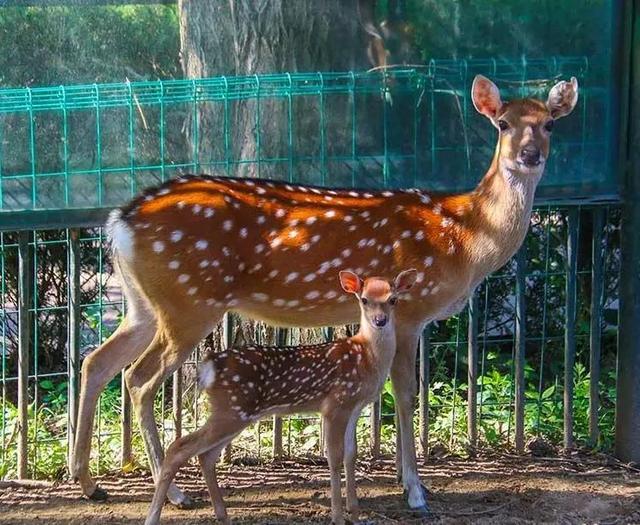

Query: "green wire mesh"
<box><xmin>0</xmin><ymin>57</ymin><xmax>617</xmax><ymax>220</ymax></box>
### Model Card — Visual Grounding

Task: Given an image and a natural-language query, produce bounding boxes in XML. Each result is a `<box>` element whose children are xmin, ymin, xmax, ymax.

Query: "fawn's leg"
<box><xmin>127</xmin><ymin>313</ymin><xmax>221</xmax><ymax>508</ymax></box>
<box><xmin>72</xmin><ymin>294</ymin><xmax>156</xmax><ymax>500</ymax></box>
<box><xmin>324</xmin><ymin>411</ymin><xmax>350</xmax><ymax>525</ymax></box>
<box><xmin>390</xmin><ymin>323</ymin><xmax>429</xmax><ymax>512</ymax></box>
<box><xmin>344</xmin><ymin>409</ymin><xmax>360</xmax><ymax>516</ymax></box>
<box><xmin>145</xmin><ymin>420</ymin><xmax>243</xmax><ymax>525</ymax></box>
<box><xmin>198</xmin><ymin>442</ymin><xmax>229</xmax><ymax>524</ymax></box>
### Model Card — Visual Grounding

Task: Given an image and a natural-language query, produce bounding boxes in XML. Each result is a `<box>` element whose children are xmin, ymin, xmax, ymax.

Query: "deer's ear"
<box><xmin>394</xmin><ymin>269</ymin><xmax>418</xmax><ymax>293</ymax></box>
<box><xmin>339</xmin><ymin>271</ymin><xmax>362</xmax><ymax>294</ymax></box>
<box><xmin>547</xmin><ymin>77</ymin><xmax>579</xmax><ymax>119</ymax></box>
<box><xmin>472</xmin><ymin>75</ymin><xmax>502</xmax><ymax>120</ymax></box>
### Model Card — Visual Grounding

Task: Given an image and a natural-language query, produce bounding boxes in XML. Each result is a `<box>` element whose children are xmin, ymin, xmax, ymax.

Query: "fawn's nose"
<box><xmin>519</xmin><ymin>145</ymin><xmax>541</xmax><ymax>167</ymax></box>
<box><xmin>373</xmin><ymin>314</ymin><xmax>388</xmax><ymax>328</ymax></box>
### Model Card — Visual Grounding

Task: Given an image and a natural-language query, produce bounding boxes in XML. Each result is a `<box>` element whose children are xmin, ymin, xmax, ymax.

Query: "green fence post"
<box><xmin>616</xmin><ymin>0</ymin><xmax>640</xmax><ymax>463</ymax></box>
<box><xmin>564</xmin><ymin>208</ymin><xmax>579</xmax><ymax>452</ymax></box>
<box><xmin>419</xmin><ymin>325</ymin><xmax>430</xmax><ymax>460</ymax></box>
<box><xmin>467</xmin><ymin>293</ymin><xmax>478</xmax><ymax>454</ymax></box>
<box><xmin>514</xmin><ymin>245</ymin><xmax>527</xmax><ymax>453</ymax></box>
<box><xmin>17</xmin><ymin>231</ymin><xmax>31</xmax><ymax>478</ymax></box>
<box><xmin>67</xmin><ymin>229</ymin><xmax>81</xmax><ymax>469</ymax></box>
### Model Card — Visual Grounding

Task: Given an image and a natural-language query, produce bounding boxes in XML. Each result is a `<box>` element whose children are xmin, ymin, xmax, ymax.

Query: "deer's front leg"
<box><xmin>390</xmin><ymin>324</ymin><xmax>430</xmax><ymax>513</ymax></box>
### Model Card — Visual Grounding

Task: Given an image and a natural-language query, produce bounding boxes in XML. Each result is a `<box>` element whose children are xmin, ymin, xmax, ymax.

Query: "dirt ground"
<box><xmin>1</xmin><ymin>455</ymin><xmax>639</xmax><ymax>524</ymax></box>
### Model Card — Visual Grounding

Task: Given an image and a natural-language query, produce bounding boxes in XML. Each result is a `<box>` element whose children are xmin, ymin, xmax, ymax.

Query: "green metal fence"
<box><xmin>0</xmin><ymin>61</ymin><xmax>623</xmax><ymax>478</ymax></box>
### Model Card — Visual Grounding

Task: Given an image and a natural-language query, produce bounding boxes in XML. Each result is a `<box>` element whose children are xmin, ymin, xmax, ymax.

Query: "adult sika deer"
<box><xmin>144</xmin><ymin>270</ymin><xmax>417</xmax><ymax>525</ymax></box>
<box><xmin>72</xmin><ymin>75</ymin><xmax>578</xmax><ymax>513</ymax></box>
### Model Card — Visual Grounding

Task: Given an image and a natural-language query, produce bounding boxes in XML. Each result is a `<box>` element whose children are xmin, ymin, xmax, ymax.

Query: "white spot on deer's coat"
<box><xmin>178</xmin><ymin>274</ymin><xmax>190</xmax><ymax>284</ymax></box>
<box><xmin>170</xmin><ymin>230</ymin><xmax>183</xmax><ymax>243</ymax></box>
<box><xmin>325</xmin><ymin>210</ymin><xmax>336</xmax><ymax>218</ymax></box>
<box><xmin>305</xmin><ymin>290</ymin><xmax>320</xmax><ymax>300</ymax></box>
<box><xmin>223</xmin><ymin>220</ymin><xmax>233</xmax><ymax>231</ymax></box>
<box><xmin>276</xmin><ymin>209</ymin><xmax>286</xmax><ymax>218</ymax></box>
<box><xmin>257</xmin><ymin>215</ymin><xmax>266</xmax><ymax>224</ymax></box>
<box><xmin>187</xmin><ymin>287</ymin><xmax>198</xmax><ymax>295</ymax></box>
<box><xmin>240</xmin><ymin>228</ymin><xmax>248</xmax><ymax>238</ymax></box>
<box><xmin>271</xmin><ymin>238</ymin><xmax>282</xmax><ymax>249</ymax></box>
<box><xmin>341</xmin><ymin>248</ymin><xmax>352</xmax><ymax>258</ymax></box>
<box><xmin>251</xmin><ymin>292</ymin><xmax>269</xmax><ymax>302</ymax></box>
<box><xmin>255</xmin><ymin>244</ymin><xmax>265</xmax><ymax>254</ymax></box>
<box><xmin>303</xmin><ymin>273</ymin><xmax>316</xmax><ymax>282</ymax></box>
<box><xmin>305</xmin><ymin>216</ymin><xmax>317</xmax><ymax>225</ymax></box>
<box><xmin>152</xmin><ymin>241</ymin><xmax>165</xmax><ymax>253</ymax></box>
<box><xmin>324</xmin><ymin>290</ymin><xmax>337</xmax><ymax>299</ymax></box>
<box><xmin>285</xmin><ymin>272</ymin><xmax>299</xmax><ymax>283</ymax></box>
<box><xmin>193</xmin><ymin>204</ymin><xmax>202</xmax><ymax>214</ymax></box>
<box><xmin>204</xmin><ymin>208</ymin><xmax>214</xmax><ymax>218</ymax></box>
<box><xmin>195</xmin><ymin>240</ymin><xmax>208</xmax><ymax>250</ymax></box>
<box><xmin>169</xmin><ymin>260</ymin><xmax>180</xmax><ymax>269</ymax></box>
<box><xmin>424</xmin><ymin>256</ymin><xmax>434</xmax><ymax>267</ymax></box>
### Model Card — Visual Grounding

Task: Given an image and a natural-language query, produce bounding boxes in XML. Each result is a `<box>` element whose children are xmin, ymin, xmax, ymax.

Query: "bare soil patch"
<box><xmin>1</xmin><ymin>455</ymin><xmax>639</xmax><ymax>524</ymax></box>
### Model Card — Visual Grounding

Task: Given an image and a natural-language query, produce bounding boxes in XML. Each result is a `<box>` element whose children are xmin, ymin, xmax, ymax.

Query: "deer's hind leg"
<box><xmin>72</xmin><ymin>283</ymin><xmax>156</xmax><ymax>500</ymax></box>
<box><xmin>126</xmin><ymin>309</ymin><xmax>223</xmax><ymax>508</ymax></box>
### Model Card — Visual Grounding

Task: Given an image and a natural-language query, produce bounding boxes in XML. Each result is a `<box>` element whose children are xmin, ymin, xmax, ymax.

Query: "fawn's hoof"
<box><xmin>88</xmin><ymin>485</ymin><xmax>109</xmax><ymax>501</ymax></box>
<box><xmin>171</xmin><ymin>494</ymin><xmax>196</xmax><ymax>510</ymax></box>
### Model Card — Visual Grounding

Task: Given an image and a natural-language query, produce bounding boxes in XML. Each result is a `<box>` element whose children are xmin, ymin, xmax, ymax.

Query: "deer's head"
<box><xmin>339</xmin><ymin>270</ymin><xmax>417</xmax><ymax>330</ymax></box>
<box><xmin>472</xmin><ymin>75</ymin><xmax>579</xmax><ymax>180</ymax></box>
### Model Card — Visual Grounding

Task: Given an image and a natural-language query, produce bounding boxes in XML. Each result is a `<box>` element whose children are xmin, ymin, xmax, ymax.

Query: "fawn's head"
<box><xmin>472</xmin><ymin>75</ymin><xmax>579</xmax><ymax>179</ymax></box>
<box><xmin>339</xmin><ymin>269</ymin><xmax>417</xmax><ymax>330</ymax></box>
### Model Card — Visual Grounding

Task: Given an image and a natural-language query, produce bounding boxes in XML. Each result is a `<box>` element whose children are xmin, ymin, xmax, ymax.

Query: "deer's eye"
<box><xmin>389</xmin><ymin>297</ymin><xmax>398</xmax><ymax>306</ymax></box>
<box><xmin>544</xmin><ymin>120</ymin><xmax>554</xmax><ymax>133</ymax></box>
<box><xmin>498</xmin><ymin>119</ymin><xmax>510</xmax><ymax>131</ymax></box>
<box><xmin>361</xmin><ymin>297</ymin><xmax>368</xmax><ymax>305</ymax></box>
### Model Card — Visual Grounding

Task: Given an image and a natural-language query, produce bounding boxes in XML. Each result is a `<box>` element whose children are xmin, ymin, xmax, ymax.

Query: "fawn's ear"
<box><xmin>472</xmin><ymin>75</ymin><xmax>503</xmax><ymax>121</ymax></box>
<box><xmin>394</xmin><ymin>269</ymin><xmax>418</xmax><ymax>293</ymax></box>
<box><xmin>547</xmin><ymin>77</ymin><xmax>579</xmax><ymax>119</ymax></box>
<box><xmin>339</xmin><ymin>270</ymin><xmax>362</xmax><ymax>294</ymax></box>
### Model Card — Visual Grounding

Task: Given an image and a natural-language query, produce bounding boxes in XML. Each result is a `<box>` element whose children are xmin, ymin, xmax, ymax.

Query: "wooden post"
<box><xmin>172</xmin><ymin>368</ymin><xmax>183</xmax><ymax>440</ymax></box>
<box><xmin>370</xmin><ymin>396</ymin><xmax>381</xmax><ymax>458</ymax></box>
<box><xmin>418</xmin><ymin>325</ymin><xmax>430</xmax><ymax>460</ymax></box>
<box><xmin>67</xmin><ymin>229</ymin><xmax>81</xmax><ymax>469</ymax></box>
<box><xmin>222</xmin><ymin>313</ymin><xmax>234</xmax><ymax>463</ymax></box>
<box><xmin>514</xmin><ymin>245</ymin><xmax>527</xmax><ymax>453</ymax></box>
<box><xmin>589</xmin><ymin>208</ymin><xmax>604</xmax><ymax>447</ymax></box>
<box><xmin>17</xmin><ymin>231</ymin><xmax>31</xmax><ymax>479</ymax></box>
<box><xmin>564</xmin><ymin>209</ymin><xmax>579</xmax><ymax>451</ymax></box>
<box><xmin>467</xmin><ymin>292</ymin><xmax>479</xmax><ymax>454</ymax></box>
<box><xmin>120</xmin><ymin>371</ymin><xmax>132</xmax><ymax>467</ymax></box>
<box><xmin>272</xmin><ymin>327</ymin><xmax>287</xmax><ymax>459</ymax></box>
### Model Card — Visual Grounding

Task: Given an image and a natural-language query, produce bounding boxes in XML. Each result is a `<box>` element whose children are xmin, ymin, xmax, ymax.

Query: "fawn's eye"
<box><xmin>498</xmin><ymin>119</ymin><xmax>510</xmax><ymax>131</ymax></box>
<box><xmin>361</xmin><ymin>297</ymin><xmax>368</xmax><ymax>305</ymax></box>
<box><xmin>544</xmin><ymin>120</ymin><xmax>554</xmax><ymax>132</ymax></box>
<box><xmin>389</xmin><ymin>297</ymin><xmax>398</xmax><ymax>306</ymax></box>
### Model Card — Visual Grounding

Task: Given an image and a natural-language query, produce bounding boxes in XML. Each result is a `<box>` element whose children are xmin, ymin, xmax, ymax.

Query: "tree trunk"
<box><xmin>178</xmin><ymin>0</ymin><xmax>382</xmax><ymax>181</ymax></box>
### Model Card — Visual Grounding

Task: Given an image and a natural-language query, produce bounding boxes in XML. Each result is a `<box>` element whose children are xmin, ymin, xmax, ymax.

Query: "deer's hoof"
<box><xmin>88</xmin><ymin>485</ymin><xmax>109</xmax><ymax>501</ymax></box>
<box><xmin>172</xmin><ymin>494</ymin><xmax>196</xmax><ymax>510</ymax></box>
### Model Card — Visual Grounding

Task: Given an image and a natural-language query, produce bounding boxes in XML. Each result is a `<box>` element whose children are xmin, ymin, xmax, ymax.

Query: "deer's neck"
<box><xmin>465</xmin><ymin>148</ymin><xmax>540</xmax><ymax>275</ymax></box>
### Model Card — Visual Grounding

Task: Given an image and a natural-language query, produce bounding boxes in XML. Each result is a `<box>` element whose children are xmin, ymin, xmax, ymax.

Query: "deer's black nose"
<box><xmin>520</xmin><ymin>145</ymin><xmax>541</xmax><ymax>167</ymax></box>
<box><xmin>373</xmin><ymin>315</ymin><xmax>387</xmax><ymax>328</ymax></box>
